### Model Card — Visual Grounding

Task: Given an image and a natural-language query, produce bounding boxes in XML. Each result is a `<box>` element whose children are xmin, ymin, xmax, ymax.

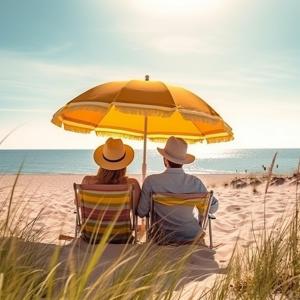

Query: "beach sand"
<box><xmin>0</xmin><ymin>173</ymin><xmax>297</xmax><ymax>297</ymax></box>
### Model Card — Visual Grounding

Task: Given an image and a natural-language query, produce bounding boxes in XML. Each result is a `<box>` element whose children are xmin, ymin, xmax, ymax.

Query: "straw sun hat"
<box><xmin>94</xmin><ymin>138</ymin><xmax>134</xmax><ymax>170</ymax></box>
<box><xmin>157</xmin><ymin>136</ymin><xmax>195</xmax><ymax>165</ymax></box>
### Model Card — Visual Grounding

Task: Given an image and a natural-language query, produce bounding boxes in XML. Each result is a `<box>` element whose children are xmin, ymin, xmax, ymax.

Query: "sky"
<box><xmin>0</xmin><ymin>0</ymin><xmax>299</xmax><ymax>150</ymax></box>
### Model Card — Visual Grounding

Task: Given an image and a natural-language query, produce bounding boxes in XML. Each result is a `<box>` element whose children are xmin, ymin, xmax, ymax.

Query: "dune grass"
<box><xmin>0</xmin><ymin>129</ymin><xmax>198</xmax><ymax>299</ymax></box>
<box><xmin>0</xmin><ymin>218</ymin><xmax>197</xmax><ymax>299</ymax></box>
<box><xmin>203</xmin><ymin>156</ymin><xmax>300</xmax><ymax>300</ymax></box>
<box><xmin>0</xmin><ymin>170</ymin><xmax>199</xmax><ymax>300</ymax></box>
<box><xmin>204</xmin><ymin>211</ymin><xmax>300</xmax><ymax>299</ymax></box>
<box><xmin>1</xmin><ymin>133</ymin><xmax>299</xmax><ymax>299</ymax></box>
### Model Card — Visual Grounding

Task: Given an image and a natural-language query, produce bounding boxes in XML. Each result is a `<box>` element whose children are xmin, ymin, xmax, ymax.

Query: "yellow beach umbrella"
<box><xmin>51</xmin><ymin>77</ymin><xmax>234</xmax><ymax>179</ymax></box>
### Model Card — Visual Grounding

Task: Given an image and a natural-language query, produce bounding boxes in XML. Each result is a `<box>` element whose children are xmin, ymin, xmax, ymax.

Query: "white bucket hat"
<box><xmin>157</xmin><ymin>136</ymin><xmax>195</xmax><ymax>165</ymax></box>
<box><xmin>94</xmin><ymin>138</ymin><xmax>134</xmax><ymax>170</ymax></box>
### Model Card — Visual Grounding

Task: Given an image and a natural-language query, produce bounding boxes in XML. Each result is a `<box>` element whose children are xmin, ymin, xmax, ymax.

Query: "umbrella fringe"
<box><xmin>180</xmin><ymin>111</ymin><xmax>222</xmax><ymax>124</ymax></box>
<box><xmin>95</xmin><ymin>130</ymin><xmax>144</xmax><ymax>141</ymax></box>
<box><xmin>52</xmin><ymin>118</ymin><xmax>234</xmax><ymax>144</ymax></box>
<box><xmin>114</xmin><ymin>106</ymin><xmax>174</xmax><ymax>118</ymax></box>
<box><xmin>149</xmin><ymin>134</ymin><xmax>234</xmax><ymax>144</ymax></box>
<box><xmin>94</xmin><ymin>129</ymin><xmax>205</xmax><ymax>143</ymax></box>
<box><xmin>50</xmin><ymin>79</ymin><xmax>234</xmax><ymax>145</ymax></box>
<box><xmin>56</xmin><ymin>124</ymin><xmax>234</xmax><ymax>144</ymax></box>
<box><xmin>148</xmin><ymin>137</ymin><xmax>204</xmax><ymax>144</ymax></box>
<box><xmin>51</xmin><ymin>117</ymin><xmax>62</xmax><ymax>128</ymax></box>
<box><xmin>62</xmin><ymin>103</ymin><xmax>109</xmax><ymax>114</ymax></box>
<box><xmin>51</xmin><ymin>107</ymin><xmax>66</xmax><ymax>127</ymax></box>
<box><xmin>62</xmin><ymin>124</ymin><xmax>93</xmax><ymax>134</ymax></box>
<box><xmin>206</xmin><ymin>135</ymin><xmax>234</xmax><ymax>143</ymax></box>
<box><xmin>95</xmin><ymin>133</ymin><xmax>205</xmax><ymax>144</ymax></box>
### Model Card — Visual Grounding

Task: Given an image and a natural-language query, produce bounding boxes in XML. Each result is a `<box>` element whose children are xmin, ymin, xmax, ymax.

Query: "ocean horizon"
<box><xmin>0</xmin><ymin>148</ymin><xmax>299</xmax><ymax>175</ymax></box>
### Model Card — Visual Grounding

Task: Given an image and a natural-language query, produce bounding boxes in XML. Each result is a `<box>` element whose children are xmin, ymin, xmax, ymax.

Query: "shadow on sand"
<box><xmin>4</xmin><ymin>237</ymin><xmax>225</xmax><ymax>297</ymax></box>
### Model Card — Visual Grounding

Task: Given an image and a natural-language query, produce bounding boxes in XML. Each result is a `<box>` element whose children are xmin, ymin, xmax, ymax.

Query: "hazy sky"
<box><xmin>0</xmin><ymin>0</ymin><xmax>299</xmax><ymax>149</ymax></box>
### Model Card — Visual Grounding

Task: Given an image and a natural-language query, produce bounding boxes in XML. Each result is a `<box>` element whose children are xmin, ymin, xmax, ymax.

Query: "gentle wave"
<box><xmin>0</xmin><ymin>149</ymin><xmax>299</xmax><ymax>175</ymax></box>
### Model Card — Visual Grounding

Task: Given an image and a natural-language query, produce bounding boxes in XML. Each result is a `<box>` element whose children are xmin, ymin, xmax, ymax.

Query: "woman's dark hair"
<box><xmin>166</xmin><ymin>159</ymin><xmax>183</xmax><ymax>168</ymax></box>
<box><xmin>96</xmin><ymin>168</ymin><xmax>127</xmax><ymax>184</ymax></box>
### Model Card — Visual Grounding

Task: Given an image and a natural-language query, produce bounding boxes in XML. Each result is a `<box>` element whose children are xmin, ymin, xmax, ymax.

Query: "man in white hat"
<box><xmin>137</xmin><ymin>136</ymin><xmax>218</xmax><ymax>243</ymax></box>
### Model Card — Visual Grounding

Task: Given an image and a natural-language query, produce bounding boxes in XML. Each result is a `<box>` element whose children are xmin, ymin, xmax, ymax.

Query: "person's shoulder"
<box><xmin>127</xmin><ymin>177</ymin><xmax>140</xmax><ymax>186</ymax></box>
<box><xmin>81</xmin><ymin>175</ymin><xmax>97</xmax><ymax>184</ymax></box>
<box><xmin>144</xmin><ymin>172</ymin><xmax>165</xmax><ymax>182</ymax></box>
<box><xmin>185</xmin><ymin>173</ymin><xmax>204</xmax><ymax>184</ymax></box>
<box><xmin>141</xmin><ymin>173</ymin><xmax>164</xmax><ymax>187</ymax></box>
<box><xmin>184</xmin><ymin>172</ymin><xmax>199</xmax><ymax>180</ymax></box>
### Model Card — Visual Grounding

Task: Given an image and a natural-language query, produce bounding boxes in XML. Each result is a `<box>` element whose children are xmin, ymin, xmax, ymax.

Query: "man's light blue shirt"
<box><xmin>137</xmin><ymin>168</ymin><xmax>218</xmax><ymax>241</ymax></box>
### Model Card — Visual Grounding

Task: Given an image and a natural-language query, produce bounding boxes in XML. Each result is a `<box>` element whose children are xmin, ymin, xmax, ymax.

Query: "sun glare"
<box><xmin>132</xmin><ymin>0</ymin><xmax>219</xmax><ymax>16</ymax></box>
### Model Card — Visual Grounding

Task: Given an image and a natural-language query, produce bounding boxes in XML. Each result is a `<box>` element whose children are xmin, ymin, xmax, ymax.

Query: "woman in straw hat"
<box><xmin>82</xmin><ymin>138</ymin><xmax>141</xmax><ymax>208</ymax></box>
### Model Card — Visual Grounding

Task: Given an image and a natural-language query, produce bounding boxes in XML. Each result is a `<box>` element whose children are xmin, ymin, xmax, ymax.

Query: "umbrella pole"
<box><xmin>142</xmin><ymin>116</ymin><xmax>148</xmax><ymax>182</ymax></box>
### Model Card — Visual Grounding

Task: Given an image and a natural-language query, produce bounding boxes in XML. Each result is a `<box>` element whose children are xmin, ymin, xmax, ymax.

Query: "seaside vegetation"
<box><xmin>0</xmin><ymin>168</ymin><xmax>197</xmax><ymax>299</ymax></box>
<box><xmin>203</xmin><ymin>158</ymin><xmax>300</xmax><ymax>299</ymax></box>
<box><xmin>204</xmin><ymin>207</ymin><xmax>300</xmax><ymax>299</ymax></box>
<box><xmin>0</xmin><ymin>131</ymin><xmax>299</xmax><ymax>299</ymax></box>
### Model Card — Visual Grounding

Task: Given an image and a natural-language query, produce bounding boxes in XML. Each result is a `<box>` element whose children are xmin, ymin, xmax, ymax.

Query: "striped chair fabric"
<box><xmin>147</xmin><ymin>191</ymin><xmax>213</xmax><ymax>246</ymax></box>
<box><xmin>74</xmin><ymin>183</ymin><xmax>135</xmax><ymax>243</ymax></box>
<box><xmin>152</xmin><ymin>192</ymin><xmax>212</xmax><ymax>229</ymax></box>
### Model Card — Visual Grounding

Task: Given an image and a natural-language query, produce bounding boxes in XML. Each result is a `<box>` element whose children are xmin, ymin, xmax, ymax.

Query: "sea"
<box><xmin>0</xmin><ymin>149</ymin><xmax>299</xmax><ymax>175</ymax></box>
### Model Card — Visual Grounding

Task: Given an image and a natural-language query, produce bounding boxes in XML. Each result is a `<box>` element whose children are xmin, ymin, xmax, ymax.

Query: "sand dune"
<box><xmin>0</xmin><ymin>173</ymin><xmax>297</xmax><ymax>296</ymax></box>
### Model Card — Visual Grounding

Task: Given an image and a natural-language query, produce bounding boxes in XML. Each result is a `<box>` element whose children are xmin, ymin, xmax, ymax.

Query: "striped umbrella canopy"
<box><xmin>51</xmin><ymin>77</ymin><xmax>234</xmax><ymax>179</ymax></box>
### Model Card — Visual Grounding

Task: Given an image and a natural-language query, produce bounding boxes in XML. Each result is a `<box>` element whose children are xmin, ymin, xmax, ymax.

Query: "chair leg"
<box><xmin>75</xmin><ymin>214</ymin><xmax>78</xmax><ymax>238</ymax></box>
<box><xmin>145</xmin><ymin>217</ymin><xmax>150</xmax><ymax>242</ymax></box>
<box><xmin>134</xmin><ymin>215</ymin><xmax>138</xmax><ymax>244</ymax></box>
<box><xmin>208</xmin><ymin>218</ymin><xmax>213</xmax><ymax>248</ymax></box>
<box><xmin>75</xmin><ymin>213</ymin><xmax>81</xmax><ymax>239</ymax></box>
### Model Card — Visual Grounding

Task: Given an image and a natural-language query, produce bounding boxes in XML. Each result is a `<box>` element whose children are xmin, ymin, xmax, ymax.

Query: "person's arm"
<box><xmin>81</xmin><ymin>176</ymin><xmax>90</xmax><ymax>185</ymax></box>
<box><xmin>136</xmin><ymin>177</ymin><xmax>152</xmax><ymax>217</ymax></box>
<box><xmin>209</xmin><ymin>196</ymin><xmax>219</xmax><ymax>214</ymax></box>
<box><xmin>128</xmin><ymin>178</ymin><xmax>141</xmax><ymax>210</ymax></box>
<box><xmin>73</xmin><ymin>176</ymin><xmax>88</xmax><ymax>204</ymax></box>
<box><xmin>195</xmin><ymin>178</ymin><xmax>219</xmax><ymax>214</ymax></box>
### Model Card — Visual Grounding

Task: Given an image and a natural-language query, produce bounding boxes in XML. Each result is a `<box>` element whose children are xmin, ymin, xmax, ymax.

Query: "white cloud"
<box><xmin>0</xmin><ymin>49</ymin><xmax>299</xmax><ymax>148</ymax></box>
<box><xmin>0</xmin><ymin>50</ymin><xmax>147</xmax><ymax>110</ymax></box>
<box><xmin>148</xmin><ymin>35</ymin><xmax>221</xmax><ymax>55</ymax></box>
<box><xmin>0</xmin><ymin>108</ymin><xmax>51</xmax><ymax>112</ymax></box>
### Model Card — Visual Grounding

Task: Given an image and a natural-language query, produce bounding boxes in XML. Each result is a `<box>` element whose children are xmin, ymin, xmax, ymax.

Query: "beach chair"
<box><xmin>146</xmin><ymin>191</ymin><xmax>215</xmax><ymax>248</ymax></box>
<box><xmin>73</xmin><ymin>183</ymin><xmax>138</xmax><ymax>244</ymax></box>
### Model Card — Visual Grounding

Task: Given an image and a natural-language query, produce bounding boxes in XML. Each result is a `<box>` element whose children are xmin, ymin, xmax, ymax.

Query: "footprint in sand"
<box><xmin>272</xmin><ymin>210</ymin><xmax>285</xmax><ymax>215</ymax></box>
<box><xmin>226</xmin><ymin>205</ymin><xmax>242</xmax><ymax>212</ymax></box>
<box><xmin>61</xmin><ymin>204</ymin><xmax>70</xmax><ymax>209</ymax></box>
<box><xmin>214</xmin><ymin>225</ymin><xmax>238</xmax><ymax>233</ymax></box>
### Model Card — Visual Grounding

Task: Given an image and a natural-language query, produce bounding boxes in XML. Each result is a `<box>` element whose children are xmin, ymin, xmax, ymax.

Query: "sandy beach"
<box><xmin>0</xmin><ymin>173</ymin><xmax>298</xmax><ymax>297</ymax></box>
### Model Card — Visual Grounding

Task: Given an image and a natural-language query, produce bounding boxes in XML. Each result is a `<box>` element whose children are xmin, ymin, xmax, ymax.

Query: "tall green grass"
<box><xmin>203</xmin><ymin>156</ymin><xmax>300</xmax><ymax>299</ymax></box>
<box><xmin>0</xmin><ymin>130</ymin><xmax>199</xmax><ymax>299</ymax></box>
<box><xmin>0</xmin><ymin>210</ymin><xmax>197</xmax><ymax>299</ymax></box>
<box><xmin>1</xmin><ymin>130</ymin><xmax>299</xmax><ymax>299</ymax></box>
<box><xmin>204</xmin><ymin>213</ymin><xmax>300</xmax><ymax>299</ymax></box>
<box><xmin>0</xmin><ymin>172</ymin><xmax>198</xmax><ymax>299</ymax></box>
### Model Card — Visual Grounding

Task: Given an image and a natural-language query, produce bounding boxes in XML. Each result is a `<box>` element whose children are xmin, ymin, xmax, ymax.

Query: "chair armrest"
<box><xmin>208</xmin><ymin>213</ymin><xmax>216</xmax><ymax>220</ymax></box>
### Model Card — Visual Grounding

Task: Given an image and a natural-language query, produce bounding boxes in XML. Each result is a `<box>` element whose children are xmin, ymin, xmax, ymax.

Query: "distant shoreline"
<box><xmin>1</xmin><ymin>148</ymin><xmax>300</xmax><ymax>150</ymax></box>
<box><xmin>1</xmin><ymin>148</ymin><xmax>299</xmax><ymax>175</ymax></box>
<box><xmin>0</xmin><ymin>171</ymin><xmax>293</xmax><ymax>177</ymax></box>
